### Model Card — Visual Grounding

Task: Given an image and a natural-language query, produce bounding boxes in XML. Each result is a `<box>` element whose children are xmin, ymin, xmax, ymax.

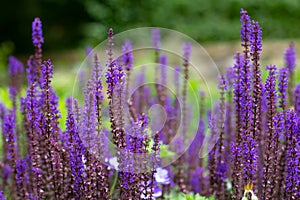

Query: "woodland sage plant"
<box><xmin>0</xmin><ymin>8</ymin><xmax>299</xmax><ymax>200</ymax></box>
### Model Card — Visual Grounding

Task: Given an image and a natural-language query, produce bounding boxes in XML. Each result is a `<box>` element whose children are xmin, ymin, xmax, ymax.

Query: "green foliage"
<box><xmin>165</xmin><ymin>190</ymin><xmax>214</xmax><ymax>200</ymax></box>
<box><xmin>83</xmin><ymin>0</ymin><xmax>300</xmax><ymax>46</ymax></box>
<box><xmin>160</xmin><ymin>143</ymin><xmax>176</xmax><ymax>158</ymax></box>
<box><xmin>184</xmin><ymin>193</ymin><xmax>214</xmax><ymax>200</ymax></box>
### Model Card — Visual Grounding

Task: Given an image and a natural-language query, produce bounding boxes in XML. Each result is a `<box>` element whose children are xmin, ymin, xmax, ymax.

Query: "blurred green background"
<box><xmin>1</xmin><ymin>0</ymin><xmax>300</xmax><ymax>55</ymax></box>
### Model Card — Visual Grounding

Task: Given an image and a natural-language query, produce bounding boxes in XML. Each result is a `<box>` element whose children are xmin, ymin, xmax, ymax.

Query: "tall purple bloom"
<box><xmin>65</xmin><ymin>98</ymin><xmax>84</xmax><ymax>199</ymax></box>
<box><xmin>188</xmin><ymin>91</ymin><xmax>206</xmax><ymax>194</ymax></box>
<box><xmin>278</xmin><ymin>68</ymin><xmax>289</xmax><ymax>111</ymax></box>
<box><xmin>182</xmin><ymin>42</ymin><xmax>192</xmax><ymax>142</ymax></box>
<box><xmin>285</xmin><ymin>110</ymin><xmax>299</xmax><ymax>199</ymax></box>
<box><xmin>26</xmin><ymin>55</ymin><xmax>37</xmax><ymax>84</ymax></box>
<box><xmin>215</xmin><ymin>75</ymin><xmax>229</xmax><ymax>200</ymax></box>
<box><xmin>2</xmin><ymin>110</ymin><xmax>17</xmax><ymax>199</ymax></box>
<box><xmin>8</xmin><ymin>56</ymin><xmax>24</xmax><ymax>106</ymax></box>
<box><xmin>122</xmin><ymin>40</ymin><xmax>133</xmax><ymax>100</ymax></box>
<box><xmin>284</xmin><ymin>42</ymin><xmax>296</xmax><ymax>73</ymax></box>
<box><xmin>105</xmin><ymin>28</ymin><xmax>126</xmax><ymax>150</ymax></box>
<box><xmin>262</xmin><ymin>65</ymin><xmax>278</xmax><ymax>200</ymax></box>
<box><xmin>16</xmin><ymin>158</ymin><xmax>28</xmax><ymax>199</ymax></box>
<box><xmin>40</xmin><ymin>59</ymin><xmax>62</xmax><ymax>198</ymax></box>
<box><xmin>284</xmin><ymin>42</ymin><xmax>296</xmax><ymax>105</ymax></box>
<box><xmin>105</xmin><ymin>30</ymin><xmax>125</xmax><ymax>101</ymax></box>
<box><xmin>32</xmin><ymin>18</ymin><xmax>44</xmax><ymax>48</ymax></box>
<box><xmin>240</xmin><ymin>9</ymin><xmax>256</xmax><ymax>188</ymax></box>
<box><xmin>24</xmin><ymin>83</ymin><xmax>43</xmax><ymax>198</ymax></box>
<box><xmin>152</xmin><ymin>28</ymin><xmax>161</xmax><ymax>87</ymax></box>
<box><xmin>294</xmin><ymin>83</ymin><xmax>300</xmax><ymax>117</ymax></box>
<box><xmin>232</xmin><ymin>53</ymin><xmax>244</xmax><ymax>200</ymax></box>
<box><xmin>151</xmin><ymin>28</ymin><xmax>161</xmax><ymax>61</ymax></box>
<box><xmin>92</xmin><ymin>54</ymin><xmax>104</xmax><ymax>137</ymax></box>
<box><xmin>156</xmin><ymin>55</ymin><xmax>168</xmax><ymax>134</ymax></box>
<box><xmin>41</xmin><ymin>59</ymin><xmax>60</xmax><ymax>139</ymax></box>
<box><xmin>159</xmin><ymin>54</ymin><xmax>167</xmax><ymax>87</ymax></box>
<box><xmin>122</xmin><ymin>41</ymin><xmax>133</xmax><ymax>71</ymax></box>
<box><xmin>80</xmin><ymin>81</ymin><xmax>97</xmax><ymax>151</ymax></box>
<box><xmin>249</xmin><ymin>19</ymin><xmax>263</xmax><ymax>189</ymax></box>
<box><xmin>32</xmin><ymin>18</ymin><xmax>44</xmax><ymax>79</ymax></box>
<box><xmin>8</xmin><ymin>56</ymin><xmax>24</xmax><ymax>77</ymax></box>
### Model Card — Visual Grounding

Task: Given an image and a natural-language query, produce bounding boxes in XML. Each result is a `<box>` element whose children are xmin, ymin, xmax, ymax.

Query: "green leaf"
<box><xmin>160</xmin><ymin>144</ymin><xmax>175</xmax><ymax>158</ymax></box>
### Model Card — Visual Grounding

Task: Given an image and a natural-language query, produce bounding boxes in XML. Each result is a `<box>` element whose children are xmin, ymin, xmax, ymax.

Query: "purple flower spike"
<box><xmin>151</xmin><ymin>28</ymin><xmax>161</xmax><ymax>52</ymax></box>
<box><xmin>107</xmin><ymin>28</ymin><xmax>114</xmax><ymax>64</ymax></box>
<box><xmin>31</xmin><ymin>17</ymin><xmax>44</xmax><ymax>79</ymax></box>
<box><xmin>122</xmin><ymin>41</ymin><xmax>134</xmax><ymax>71</ymax></box>
<box><xmin>85</xmin><ymin>46</ymin><xmax>93</xmax><ymax>56</ymax></box>
<box><xmin>250</xmin><ymin>21</ymin><xmax>262</xmax><ymax>57</ymax></box>
<box><xmin>8</xmin><ymin>56</ymin><xmax>24</xmax><ymax>76</ymax></box>
<box><xmin>66</xmin><ymin>97</ymin><xmax>84</xmax><ymax>198</ymax></box>
<box><xmin>16</xmin><ymin>158</ymin><xmax>28</xmax><ymax>199</ymax></box>
<box><xmin>9</xmin><ymin>86</ymin><xmax>17</xmax><ymax>104</ymax></box>
<box><xmin>8</xmin><ymin>56</ymin><xmax>24</xmax><ymax>95</ymax></box>
<box><xmin>232</xmin><ymin>52</ymin><xmax>244</xmax><ymax>200</ymax></box>
<box><xmin>26</xmin><ymin>55</ymin><xmax>37</xmax><ymax>84</ymax></box>
<box><xmin>183</xmin><ymin>42</ymin><xmax>192</xmax><ymax>65</ymax></box>
<box><xmin>262</xmin><ymin>65</ymin><xmax>278</xmax><ymax>200</ymax></box>
<box><xmin>240</xmin><ymin>9</ymin><xmax>252</xmax><ymax>45</ymax></box>
<box><xmin>278</xmin><ymin>68</ymin><xmax>289</xmax><ymax>111</ymax></box>
<box><xmin>285</xmin><ymin>110</ymin><xmax>299</xmax><ymax>199</ymax></box>
<box><xmin>3</xmin><ymin>110</ymin><xmax>16</xmax><ymax>162</ymax></box>
<box><xmin>250</xmin><ymin>20</ymin><xmax>263</xmax><ymax>141</ymax></box>
<box><xmin>285</xmin><ymin>42</ymin><xmax>297</xmax><ymax>105</ymax></box>
<box><xmin>32</xmin><ymin>18</ymin><xmax>44</xmax><ymax>48</ymax></box>
<box><xmin>225</xmin><ymin>67</ymin><xmax>234</xmax><ymax>88</ymax></box>
<box><xmin>284</xmin><ymin>42</ymin><xmax>296</xmax><ymax>73</ymax></box>
<box><xmin>294</xmin><ymin>83</ymin><xmax>300</xmax><ymax>117</ymax></box>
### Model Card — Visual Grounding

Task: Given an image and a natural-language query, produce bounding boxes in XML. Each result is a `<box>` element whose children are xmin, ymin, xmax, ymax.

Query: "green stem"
<box><xmin>110</xmin><ymin>171</ymin><xmax>118</xmax><ymax>195</ymax></box>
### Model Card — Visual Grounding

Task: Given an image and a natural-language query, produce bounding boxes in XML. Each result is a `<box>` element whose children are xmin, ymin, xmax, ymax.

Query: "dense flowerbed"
<box><xmin>0</xmin><ymin>8</ymin><xmax>299</xmax><ymax>200</ymax></box>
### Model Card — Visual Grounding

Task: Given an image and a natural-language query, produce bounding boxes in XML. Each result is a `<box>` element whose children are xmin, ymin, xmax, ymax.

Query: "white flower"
<box><xmin>108</xmin><ymin>157</ymin><xmax>119</xmax><ymax>170</ymax></box>
<box><xmin>242</xmin><ymin>190</ymin><xmax>259</xmax><ymax>200</ymax></box>
<box><xmin>154</xmin><ymin>168</ymin><xmax>170</xmax><ymax>184</ymax></box>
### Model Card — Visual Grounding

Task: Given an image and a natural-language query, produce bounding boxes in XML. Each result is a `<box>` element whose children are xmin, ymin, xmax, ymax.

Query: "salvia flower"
<box><xmin>32</xmin><ymin>18</ymin><xmax>44</xmax><ymax>48</ymax></box>
<box><xmin>285</xmin><ymin>42</ymin><xmax>296</xmax><ymax>105</ymax></box>
<box><xmin>8</xmin><ymin>56</ymin><xmax>24</xmax><ymax>76</ymax></box>
<box><xmin>26</xmin><ymin>55</ymin><xmax>37</xmax><ymax>84</ymax></box>
<box><xmin>182</xmin><ymin>42</ymin><xmax>192</xmax><ymax>145</ymax></box>
<box><xmin>232</xmin><ymin>52</ymin><xmax>244</xmax><ymax>200</ymax></box>
<box><xmin>262</xmin><ymin>65</ymin><xmax>278</xmax><ymax>200</ymax></box>
<box><xmin>3</xmin><ymin>110</ymin><xmax>16</xmax><ymax>162</ymax></box>
<box><xmin>240</xmin><ymin>9</ymin><xmax>255</xmax><ymax>186</ymax></box>
<box><xmin>294</xmin><ymin>83</ymin><xmax>300</xmax><ymax>116</ymax></box>
<box><xmin>122</xmin><ymin>40</ymin><xmax>133</xmax><ymax>71</ymax></box>
<box><xmin>285</xmin><ymin>110</ymin><xmax>299</xmax><ymax>199</ymax></box>
<box><xmin>16</xmin><ymin>158</ymin><xmax>28</xmax><ymax>199</ymax></box>
<box><xmin>8</xmin><ymin>56</ymin><xmax>24</xmax><ymax>95</ymax></box>
<box><xmin>250</xmin><ymin>20</ymin><xmax>263</xmax><ymax>150</ymax></box>
<box><xmin>151</xmin><ymin>28</ymin><xmax>161</xmax><ymax>53</ymax></box>
<box><xmin>284</xmin><ymin>42</ymin><xmax>296</xmax><ymax>73</ymax></box>
<box><xmin>278</xmin><ymin>67</ymin><xmax>289</xmax><ymax>111</ymax></box>
<box><xmin>65</xmin><ymin>98</ymin><xmax>84</xmax><ymax>198</ymax></box>
<box><xmin>240</xmin><ymin>9</ymin><xmax>252</xmax><ymax>46</ymax></box>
